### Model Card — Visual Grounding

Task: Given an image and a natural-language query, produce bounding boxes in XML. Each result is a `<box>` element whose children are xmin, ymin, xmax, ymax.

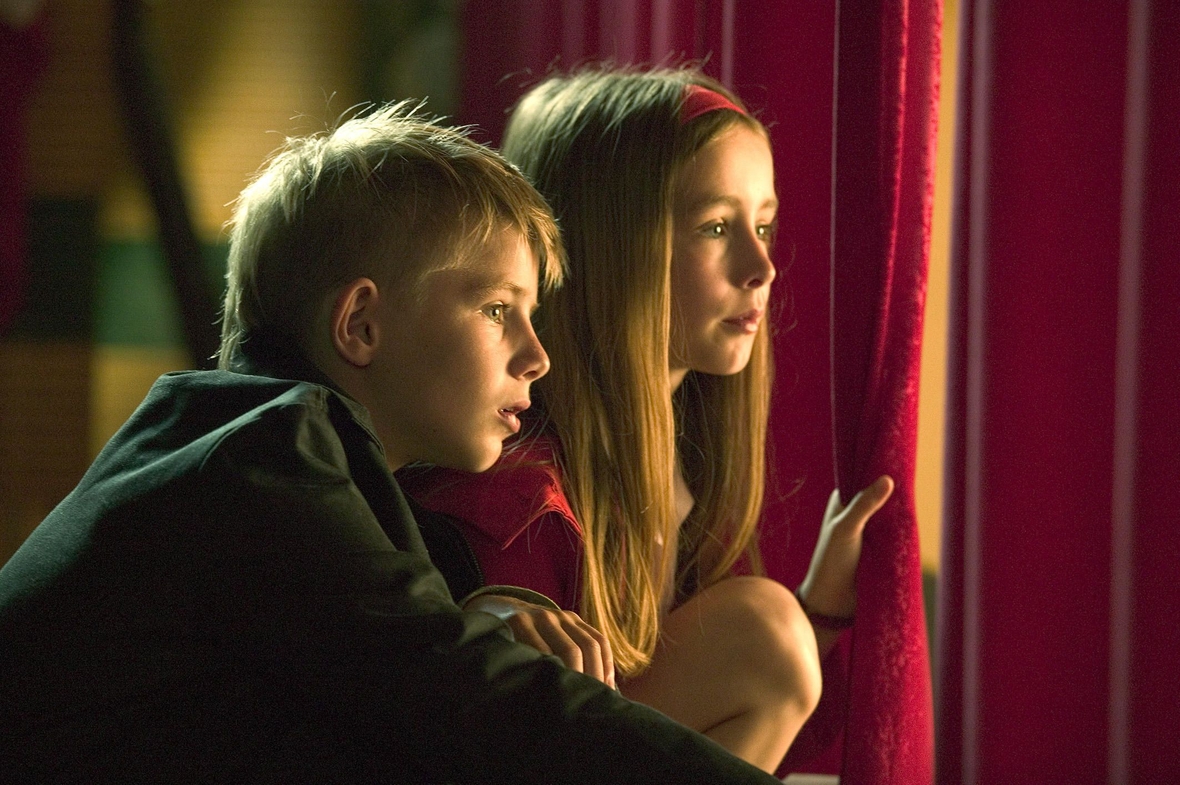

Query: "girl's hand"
<box><xmin>797</xmin><ymin>476</ymin><xmax>894</xmax><ymax>648</ymax></box>
<box><xmin>465</xmin><ymin>594</ymin><xmax>616</xmax><ymax>688</ymax></box>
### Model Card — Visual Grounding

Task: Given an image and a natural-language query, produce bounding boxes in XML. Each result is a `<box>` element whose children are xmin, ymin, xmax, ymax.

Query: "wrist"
<box><xmin>794</xmin><ymin>587</ymin><xmax>856</xmax><ymax>631</ymax></box>
<box><xmin>461</xmin><ymin>585</ymin><xmax>560</xmax><ymax>612</ymax></box>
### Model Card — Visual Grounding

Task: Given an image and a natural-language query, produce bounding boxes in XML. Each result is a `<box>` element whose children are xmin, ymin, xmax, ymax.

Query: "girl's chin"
<box><xmin>690</xmin><ymin>358</ymin><xmax>754</xmax><ymax>378</ymax></box>
<box><xmin>671</xmin><ymin>341</ymin><xmax>755</xmax><ymax>380</ymax></box>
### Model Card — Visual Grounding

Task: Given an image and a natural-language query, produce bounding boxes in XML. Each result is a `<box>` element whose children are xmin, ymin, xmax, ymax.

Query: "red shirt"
<box><xmin>398</xmin><ymin>435</ymin><xmax>583</xmax><ymax>611</ymax></box>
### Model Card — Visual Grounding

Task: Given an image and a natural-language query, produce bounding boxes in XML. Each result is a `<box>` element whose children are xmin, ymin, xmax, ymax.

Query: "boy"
<box><xmin>0</xmin><ymin>105</ymin><xmax>779</xmax><ymax>783</ymax></box>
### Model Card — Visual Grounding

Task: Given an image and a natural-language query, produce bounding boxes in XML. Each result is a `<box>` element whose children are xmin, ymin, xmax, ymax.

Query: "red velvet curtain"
<box><xmin>937</xmin><ymin>2</ymin><xmax>1180</xmax><ymax>782</ymax></box>
<box><xmin>830</xmin><ymin>2</ymin><xmax>939</xmax><ymax>783</ymax></box>
<box><xmin>459</xmin><ymin>3</ymin><xmax>938</xmax><ymax>781</ymax></box>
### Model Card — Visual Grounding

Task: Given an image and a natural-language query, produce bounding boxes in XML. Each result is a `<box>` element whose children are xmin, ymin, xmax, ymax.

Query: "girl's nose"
<box><xmin>737</xmin><ymin>229</ymin><xmax>777</xmax><ymax>289</ymax></box>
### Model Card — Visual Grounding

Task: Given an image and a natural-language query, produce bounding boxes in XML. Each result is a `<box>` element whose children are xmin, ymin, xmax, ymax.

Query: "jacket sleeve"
<box><xmin>202</xmin><ymin>397</ymin><xmax>781</xmax><ymax>784</ymax></box>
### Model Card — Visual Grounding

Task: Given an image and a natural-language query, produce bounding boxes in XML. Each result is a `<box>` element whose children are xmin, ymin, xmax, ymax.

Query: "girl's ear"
<box><xmin>329</xmin><ymin>277</ymin><xmax>381</xmax><ymax>367</ymax></box>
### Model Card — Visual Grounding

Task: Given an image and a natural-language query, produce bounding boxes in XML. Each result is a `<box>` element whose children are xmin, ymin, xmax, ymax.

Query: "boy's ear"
<box><xmin>329</xmin><ymin>277</ymin><xmax>382</xmax><ymax>367</ymax></box>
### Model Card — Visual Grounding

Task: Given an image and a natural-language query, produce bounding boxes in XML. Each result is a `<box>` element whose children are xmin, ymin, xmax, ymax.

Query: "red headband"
<box><xmin>680</xmin><ymin>84</ymin><xmax>749</xmax><ymax>125</ymax></box>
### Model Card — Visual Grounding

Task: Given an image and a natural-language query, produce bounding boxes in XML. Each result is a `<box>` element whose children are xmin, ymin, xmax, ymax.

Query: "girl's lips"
<box><xmin>722</xmin><ymin>309</ymin><xmax>763</xmax><ymax>334</ymax></box>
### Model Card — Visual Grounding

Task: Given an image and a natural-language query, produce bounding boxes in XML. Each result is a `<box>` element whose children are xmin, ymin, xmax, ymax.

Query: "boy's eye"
<box><xmin>482</xmin><ymin>303</ymin><xmax>507</xmax><ymax>324</ymax></box>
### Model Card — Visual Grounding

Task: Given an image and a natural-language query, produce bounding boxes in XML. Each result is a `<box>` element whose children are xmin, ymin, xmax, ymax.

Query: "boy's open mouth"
<box><xmin>497</xmin><ymin>402</ymin><xmax>529</xmax><ymax>434</ymax></box>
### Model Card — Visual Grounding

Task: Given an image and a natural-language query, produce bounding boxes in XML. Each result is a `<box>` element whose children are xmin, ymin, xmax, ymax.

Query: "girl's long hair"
<box><xmin>502</xmin><ymin>68</ymin><xmax>772</xmax><ymax>675</ymax></box>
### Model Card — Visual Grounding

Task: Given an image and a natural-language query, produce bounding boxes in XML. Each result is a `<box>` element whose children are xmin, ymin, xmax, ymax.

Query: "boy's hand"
<box><xmin>796</xmin><ymin>476</ymin><xmax>894</xmax><ymax>652</ymax></box>
<box><xmin>464</xmin><ymin>594</ymin><xmax>616</xmax><ymax>688</ymax></box>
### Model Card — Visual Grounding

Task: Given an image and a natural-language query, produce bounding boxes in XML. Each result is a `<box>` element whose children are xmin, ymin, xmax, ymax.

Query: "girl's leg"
<box><xmin>619</xmin><ymin>575</ymin><xmax>821</xmax><ymax>773</ymax></box>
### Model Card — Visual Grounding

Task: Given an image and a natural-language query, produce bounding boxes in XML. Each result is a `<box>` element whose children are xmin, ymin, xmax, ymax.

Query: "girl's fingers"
<box><xmin>849</xmin><ymin>475</ymin><xmax>894</xmax><ymax>519</ymax></box>
<box><xmin>832</xmin><ymin>475</ymin><xmax>895</xmax><ymax>536</ymax></box>
<box><xmin>824</xmin><ymin>487</ymin><xmax>844</xmax><ymax>520</ymax></box>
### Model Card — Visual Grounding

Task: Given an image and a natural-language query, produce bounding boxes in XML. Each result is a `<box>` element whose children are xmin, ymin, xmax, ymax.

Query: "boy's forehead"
<box><xmin>426</xmin><ymin>232</ymin><xmax>541</xmax><ymax>297</ymax></box>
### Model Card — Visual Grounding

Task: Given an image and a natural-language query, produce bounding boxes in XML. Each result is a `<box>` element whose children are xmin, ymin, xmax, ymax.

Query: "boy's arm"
<box><xmin>406</xmin><ymin>497</ymin><xmax>485</xmax><ymax>599</ymax></box>
<box><xmin>462</xmin><ymin>588</ymin><xmax>616</xmax><ymax>688</ymax></box>
<box><xmin>208</xmin><ymin>399</ymin><xmax>779</xmax><ymax>783</ymax></box>
<box><xmin>409</xmin><ymin>484</ymin><xmax>617</xmax><ymax>683</ymax></box>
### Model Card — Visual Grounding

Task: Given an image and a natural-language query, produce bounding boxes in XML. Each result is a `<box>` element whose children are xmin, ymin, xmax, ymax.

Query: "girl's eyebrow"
<box><xmin>682</xmin><ymin>194</ymin><xmax>780</xmax><ymax>213</ymax></box>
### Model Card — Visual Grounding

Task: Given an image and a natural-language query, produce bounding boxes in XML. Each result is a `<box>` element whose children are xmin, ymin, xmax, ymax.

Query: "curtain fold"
<box><xmin>829</xmin><ymin>2</ymin><xmax>939</xmax><ymax>783</ymax></box>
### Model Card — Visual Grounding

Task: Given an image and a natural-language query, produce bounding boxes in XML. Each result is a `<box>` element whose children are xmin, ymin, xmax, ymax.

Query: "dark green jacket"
<box><xmin>0</xmin><ymin>338</ymin><xmax>778</xmax><ymax>784</ymax></box>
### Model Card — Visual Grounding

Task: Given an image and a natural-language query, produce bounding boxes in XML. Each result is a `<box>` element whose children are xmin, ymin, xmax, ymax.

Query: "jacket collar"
<box><xmin>230</xmin><ymin>328</ymin><xmax>384</xmax><ymax>449</ymax></box>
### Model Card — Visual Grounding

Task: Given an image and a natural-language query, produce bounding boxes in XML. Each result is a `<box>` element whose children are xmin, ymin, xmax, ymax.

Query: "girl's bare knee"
<box><xmin>708</xmin><ymin>576</ymin><xmax>822</xmax><ymax>717</ymax></box>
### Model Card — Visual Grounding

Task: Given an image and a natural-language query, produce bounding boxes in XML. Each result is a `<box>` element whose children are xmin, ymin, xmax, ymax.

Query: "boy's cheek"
<box><xmin>440</xmin><ymin>393</ymin><xmax>509</xmax><ymax>471</ymax></box>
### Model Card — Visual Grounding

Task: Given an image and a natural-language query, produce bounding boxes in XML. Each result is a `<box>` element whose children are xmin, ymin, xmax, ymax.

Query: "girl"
<box><xmin>401</xmin><ymin>67</ymin><xmax>892</xmax><ymax>773</ymax></box>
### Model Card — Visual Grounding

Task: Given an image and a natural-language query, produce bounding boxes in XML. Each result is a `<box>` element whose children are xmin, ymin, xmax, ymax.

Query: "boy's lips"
<box><xmin>722</xmin><ymin>309</ymin><xmax>764</xmax><ymax>334</ymax></box>
<box><xmin>497</xmin><ymin>401</ymin><xmax>530</xmax><ymax>434</ymax></box>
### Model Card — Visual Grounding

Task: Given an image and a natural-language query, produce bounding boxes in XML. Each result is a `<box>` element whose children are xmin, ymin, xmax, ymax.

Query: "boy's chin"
<box><xmin>441</xmin><ymin>444</ymin><xmax>503</xmax><ymax>474</ymax></box>
<box><xmin>467</xmin><ymin>453</ymin><xmax>501</xmax><ymax>473</ymax></box>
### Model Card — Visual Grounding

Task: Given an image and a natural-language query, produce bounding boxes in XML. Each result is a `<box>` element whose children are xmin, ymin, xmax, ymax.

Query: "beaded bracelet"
<box><xmin>794</xmin><ymin>589</ymin><xmax>856</xmax><ymax>631</ymax></box>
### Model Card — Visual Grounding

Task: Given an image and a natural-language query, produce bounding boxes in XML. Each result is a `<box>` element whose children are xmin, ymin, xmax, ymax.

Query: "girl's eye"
<box><xmin>757</xmin><ymin>220</ymin><xmax>779</xmax><ymax>245</ymax></box>
<box><xmin>483</xmin><ymin>304</ymin><xmax>507</xmax><ymax>324</ymax></box>
<box><xmin>701</xmin><ymin>221</ymin><xmax>727</xmax><ymax>238</ymax></box>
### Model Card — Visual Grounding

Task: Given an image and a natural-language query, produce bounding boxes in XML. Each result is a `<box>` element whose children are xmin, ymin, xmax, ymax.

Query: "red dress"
<box><xmin>397</xmin><ymin>435</ymin><xmax>583</xmax><ymax>611</ymax></box>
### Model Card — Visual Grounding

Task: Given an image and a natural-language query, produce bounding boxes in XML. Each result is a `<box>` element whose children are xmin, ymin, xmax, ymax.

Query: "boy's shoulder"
<box><xmin>4</xmin><ymin>368</ymin><xmax>397</xmax><ymax>601</ymax></box>
<box><xmin>80</xmin><ymin>369</ymin><xmax>381</xmax><ymax>510</ymax></box>
<box><xmin>135</xmin><ymin>369</ymin><xmax>375</xmax><ymax>448</ymax></box>
<box><xmin>151</xmin><ymin>368</ymin><xmax>329</xmax><ymax>413</ymax></box>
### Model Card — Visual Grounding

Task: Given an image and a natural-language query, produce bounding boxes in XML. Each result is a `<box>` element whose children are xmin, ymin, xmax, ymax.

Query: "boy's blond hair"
<box><xmin>219</xmin><ymin>102</ymin><xmax>565</xmax><ymax>368</ymax></box>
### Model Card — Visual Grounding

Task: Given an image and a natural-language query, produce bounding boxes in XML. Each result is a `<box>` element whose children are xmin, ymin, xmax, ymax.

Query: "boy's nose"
<box><xmin>516</xmin><ymin>326</ymin><xmax>550</xmax><ymax>381</ymax></box>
